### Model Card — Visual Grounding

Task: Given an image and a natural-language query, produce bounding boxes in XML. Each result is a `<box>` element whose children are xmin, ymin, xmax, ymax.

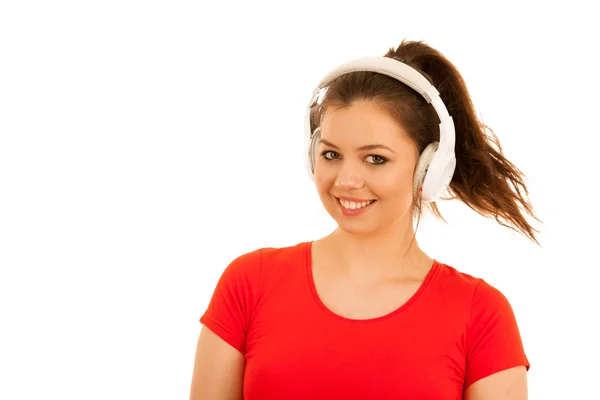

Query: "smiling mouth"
<box><xmin>336</xmin><ymin>197</ymin><xmax>376</xmax><ymax>210</ymax></box>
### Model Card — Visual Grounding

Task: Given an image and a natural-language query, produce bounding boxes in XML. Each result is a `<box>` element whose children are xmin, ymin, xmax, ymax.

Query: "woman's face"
<box><xmin>314</xmin><ymin>100</ymin><xmax>420</xmax><ymax>236</ymax></box>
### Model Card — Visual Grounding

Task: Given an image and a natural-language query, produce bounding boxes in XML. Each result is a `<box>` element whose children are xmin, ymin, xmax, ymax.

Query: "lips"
<box><xmin>333</xmin><ymin>195</ymin><xmax>377</xmax><ymax>216</ymax></box>
<box><xmin>337</xmin><ymin>197</ymin><xmax>376</xmax><ymax>210</ymax></box>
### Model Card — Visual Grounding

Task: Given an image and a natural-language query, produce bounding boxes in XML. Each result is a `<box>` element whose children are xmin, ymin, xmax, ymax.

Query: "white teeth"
<box><xmin>339</xmin><ymin>199</ymin><xmax>374</xmax><ymax>210</ymax></box>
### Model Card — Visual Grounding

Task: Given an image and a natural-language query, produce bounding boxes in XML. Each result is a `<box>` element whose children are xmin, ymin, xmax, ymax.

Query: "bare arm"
<box><xmin>189</xmin><ymin>326</ymin><xmax>245</xmax><ymax>400</ymax></box>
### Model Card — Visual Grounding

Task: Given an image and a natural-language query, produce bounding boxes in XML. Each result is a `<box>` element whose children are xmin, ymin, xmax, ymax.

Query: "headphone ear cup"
<box><xmin>413</xmin><ymin>142</ymin><xmax>439</xmax><ymax>199</ymax></box>
<box><xmin>308</xmin><ymin>127</ymin><xmax>321</xmax><ymax>175</ymax></box>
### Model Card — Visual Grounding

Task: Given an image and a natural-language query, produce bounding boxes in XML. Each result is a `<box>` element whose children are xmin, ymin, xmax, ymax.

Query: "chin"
<box><xmin>323</xmin><ymin>202</ymin><xmax>379</xmax><ymax>235</ymax></box>
<box><xmin>335</xmin><ymin>223</ymin><xmax>380</xmax><ymax>236</ymax></box>
<box><xmin>324</xmin><ymin>197</ymin><xmax>413</xmax><ymax>236</ymax></box>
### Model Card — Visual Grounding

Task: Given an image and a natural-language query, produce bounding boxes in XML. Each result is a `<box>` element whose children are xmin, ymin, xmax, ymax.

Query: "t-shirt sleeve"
<box><xmin>464</xmin><ymin>279</ymin><xmax>530</xmax><ymax>388</ymax></box>
<box><xmin>199</xmin><ymin>249</ymin><xmax>263</xmax><ymax>355</ymax></box>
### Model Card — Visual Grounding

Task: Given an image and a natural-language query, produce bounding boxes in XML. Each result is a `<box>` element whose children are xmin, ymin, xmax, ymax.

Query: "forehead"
<box><xmin>319</xmin><ymin>100</ymin><xmax>413</xmax><ymax>149</ymax></box>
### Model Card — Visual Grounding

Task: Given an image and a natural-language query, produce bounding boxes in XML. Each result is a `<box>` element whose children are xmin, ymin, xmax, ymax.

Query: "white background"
<box><xmin>1</xmin><ymin>1</ymin><xmax>599</xmax><ymax>399</ymax></box>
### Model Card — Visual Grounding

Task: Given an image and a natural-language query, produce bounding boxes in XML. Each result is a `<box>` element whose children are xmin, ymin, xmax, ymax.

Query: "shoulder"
<box><xmin>203</xmin><ymin>241</ymin><xmax>308</xmax><ymax>316</ymax></box>
<box><xmin>443</xmin><ymin>263</ymin><xmax>516</xmax><ymax>320</ymax></box>
<box><xmin>436</xmin><ymin>262</ymin><xmax>508</xmax><ymax>301</ymax></box>
<box><xmin>471</xmin><ymin>278</ymin><xmax>514</xmax><ymax>314</ymax></box>
<box><xmin>433</xmin><ymin>261</ymin><xmax>485</xmax><ymax>305</ymax></box>
<box><xmin>222</xmin><ymin>241</ymin><xmax>309</xmax><ymax>279</ymax></box>
<box><xmin>433</xmin><ymin>261</ymin><xmax>519</xmax><ymax>325</ymax></box>
<box><xmin>466</xmin><ymin>276</ymin><xmax>521</xmax><ymax>340</ymax></box>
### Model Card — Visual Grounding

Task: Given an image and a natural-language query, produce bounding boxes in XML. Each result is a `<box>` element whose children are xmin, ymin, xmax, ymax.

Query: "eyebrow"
<box><xmin>319</xmin><ymin>139</ymin><xmax>396</xmax><ymax>154</ymax></box>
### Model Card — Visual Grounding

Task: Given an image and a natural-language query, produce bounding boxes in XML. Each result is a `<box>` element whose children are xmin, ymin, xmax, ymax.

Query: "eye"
<box><xmin>320</xmin><ymin>150</ymin><xmax>340</xmax><ymax>160</ymax></box>
<box><xmin>366</xmin><ymin>155</ymin><xmax>388</xmax><ymax>165</ymax></box>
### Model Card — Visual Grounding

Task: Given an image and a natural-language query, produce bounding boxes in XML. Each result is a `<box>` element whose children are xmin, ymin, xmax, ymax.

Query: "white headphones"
<box><xmin>304</xmin><ymin>56</ymin><xmax>457</xmax><ymax>202</ymax></box>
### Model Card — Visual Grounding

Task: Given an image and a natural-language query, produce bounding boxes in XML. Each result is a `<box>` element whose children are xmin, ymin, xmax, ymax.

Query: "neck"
<box><xmin>322</xmin><ymin>218</ymin><xmax>433</xmax><ymax>282</ymax></box>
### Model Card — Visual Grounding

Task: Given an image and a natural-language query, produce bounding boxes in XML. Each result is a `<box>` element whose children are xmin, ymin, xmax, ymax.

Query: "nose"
<box><xmin>335</xmin><ymin>161</ymin><xmax>365</xmax><ymax>189</ymax></box>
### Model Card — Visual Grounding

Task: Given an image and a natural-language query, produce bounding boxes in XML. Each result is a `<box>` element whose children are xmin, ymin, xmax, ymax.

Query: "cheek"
<box><xmin>373</xmin><ymin>170</ymin><xmax>415</xmax><ymax>205</ymax></box>
<box><xmin>313</xmin><ymin>163</ymin><xmax>335</xmax><ymax>187</ymax></box>
<box><xmin>313</xmin><ymin>171</ymin><xmax>330</xmax><ymax>194</ymax></box>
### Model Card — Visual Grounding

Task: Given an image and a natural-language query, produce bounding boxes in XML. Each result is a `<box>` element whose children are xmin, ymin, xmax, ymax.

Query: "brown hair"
<box><xmin>316</xmin><ymin>39</ymin><xmax>541</xmax><ymax>245</ymax></box>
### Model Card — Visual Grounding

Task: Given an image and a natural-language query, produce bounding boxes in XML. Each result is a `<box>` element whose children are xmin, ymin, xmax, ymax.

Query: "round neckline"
<box><xmin>304</xmin><ymin>240</ymin><xmax>441</xmax><ymax>323</ymax></box>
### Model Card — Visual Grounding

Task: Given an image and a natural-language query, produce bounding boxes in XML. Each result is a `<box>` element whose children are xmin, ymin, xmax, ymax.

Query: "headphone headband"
<box><xmin>312</xmin><ymin>56</ymin><xmax>440</xmax><ymax>104</ymax></box>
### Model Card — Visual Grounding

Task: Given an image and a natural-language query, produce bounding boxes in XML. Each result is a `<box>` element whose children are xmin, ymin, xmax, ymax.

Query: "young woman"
<box><xmin>190</xmin><ymin>39</ymin><xmax>538</xmax><ymax>400</ymax></box>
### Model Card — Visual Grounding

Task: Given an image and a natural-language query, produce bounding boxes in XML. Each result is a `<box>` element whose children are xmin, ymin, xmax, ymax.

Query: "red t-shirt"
<box><xmin>200</xmin><ymin>241</ymin><xmax>529</xmax><ymax>399</ymax></box>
